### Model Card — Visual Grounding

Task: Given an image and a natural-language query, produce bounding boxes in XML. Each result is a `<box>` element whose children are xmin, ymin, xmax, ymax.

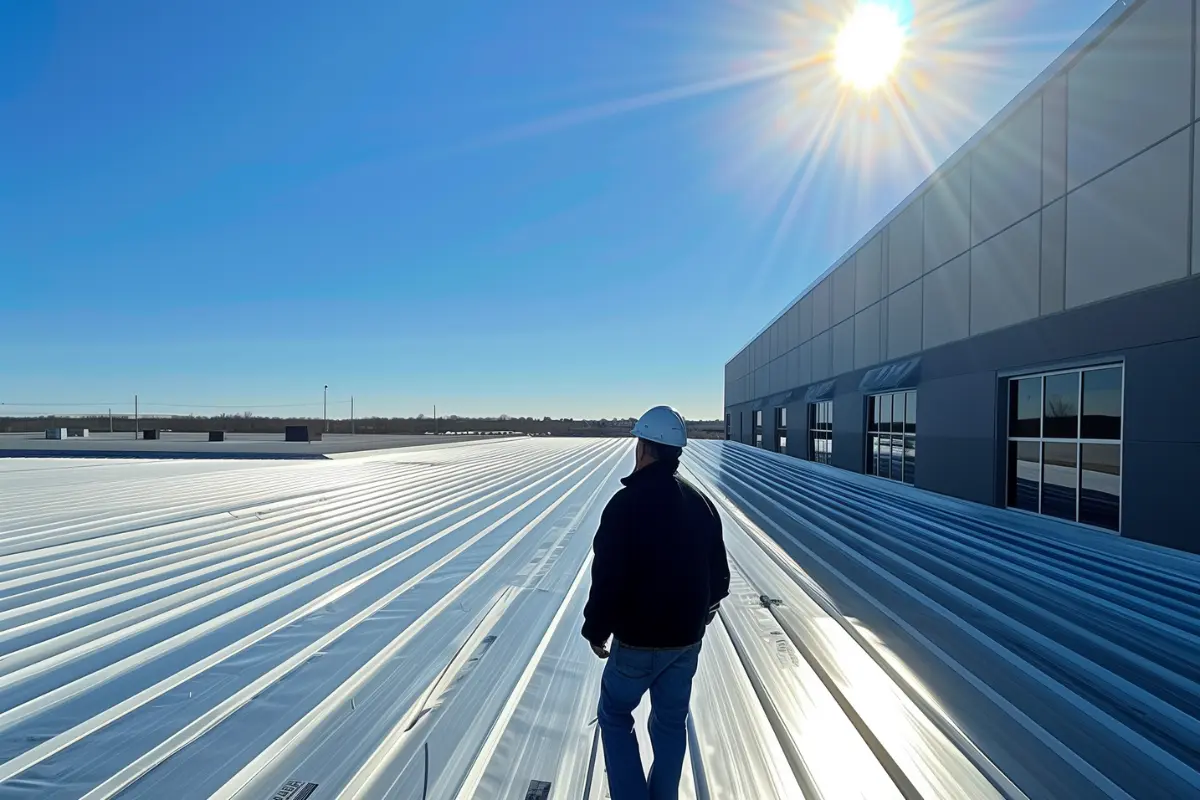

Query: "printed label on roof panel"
<box><xmin>269</xmin><ymin>780</ymin><xmax>318</xmax><ymax>800</ymax></box>
<box><xmin>525</xmin><ymin>779</ymin><xmax>552</xmax><ymax>799</ymax></box>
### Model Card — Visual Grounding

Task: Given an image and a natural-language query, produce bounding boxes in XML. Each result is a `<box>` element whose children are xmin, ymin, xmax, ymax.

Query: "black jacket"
<box><xmin>581</xmin><ymin>460</ymin><xmax>731</xmax><ymax>649</ymax></box>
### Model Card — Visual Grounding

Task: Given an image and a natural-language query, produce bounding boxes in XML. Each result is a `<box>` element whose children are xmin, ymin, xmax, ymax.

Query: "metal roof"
<box><xmin>0</xmin><ymin>437</ymin><xmax>1196</xmax><ymax>798</ymax></box>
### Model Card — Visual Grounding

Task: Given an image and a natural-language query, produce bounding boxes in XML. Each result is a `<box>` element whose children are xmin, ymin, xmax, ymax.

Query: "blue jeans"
<box><xmin>597</xmin><ymin>639</ymin><xmax>701</xmax><ymax>800</ymax></box>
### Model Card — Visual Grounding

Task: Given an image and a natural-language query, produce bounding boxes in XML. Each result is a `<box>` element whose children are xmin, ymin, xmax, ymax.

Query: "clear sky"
<box><xmin>0</xmin><ymin>0</ymin><xmax>1116</xmax><ymax>420</ymax></box>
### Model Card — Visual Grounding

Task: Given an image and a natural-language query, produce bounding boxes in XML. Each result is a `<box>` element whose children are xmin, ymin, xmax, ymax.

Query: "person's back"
<box><xmin>584</xmin><ymin>462</ymin><xmax>725</xmax><ymax>649</ymax></box>
<box><xmin>581</xmin><ymin>406</ymin><xmax>730</xmax><ymax>800</ymax></box>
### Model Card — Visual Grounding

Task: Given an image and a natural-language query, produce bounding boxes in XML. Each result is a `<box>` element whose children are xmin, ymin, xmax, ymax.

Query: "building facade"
<box><xmin>724</xmin><ymin>0</ymin><xmax>1200</xmax><ymax>554</ymax></box>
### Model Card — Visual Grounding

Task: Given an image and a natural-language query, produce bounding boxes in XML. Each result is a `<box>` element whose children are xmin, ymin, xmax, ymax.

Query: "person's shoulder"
<box><xmin>676</xmin><ymin>475</ymin><xmax>717</xmax><ymax>511</ymax></box>
<box><xmin>603</xmin><ymin>485</ymin><xmax>634</xmax><ymax>513</ymax></box>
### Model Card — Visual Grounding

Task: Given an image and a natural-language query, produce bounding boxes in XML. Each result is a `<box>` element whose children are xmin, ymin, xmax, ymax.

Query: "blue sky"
<box><xmin>0</xmin><ymin>0</ymin><xmax>1116</xmax><ymax>420</ymax></box>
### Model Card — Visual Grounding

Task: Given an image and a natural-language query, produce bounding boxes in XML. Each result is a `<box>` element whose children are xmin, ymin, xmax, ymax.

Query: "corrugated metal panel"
<box><xmin>0</xmin><ymin>439</ymin><xmax>1196</xmax><ymax>799</ymax></box>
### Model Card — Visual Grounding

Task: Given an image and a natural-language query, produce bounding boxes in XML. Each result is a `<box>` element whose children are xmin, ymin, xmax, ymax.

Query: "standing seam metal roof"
<box><xmin>0</xmin><ymin>437</ymin><xmax>1196</xmax><ymax>798</ymax></box>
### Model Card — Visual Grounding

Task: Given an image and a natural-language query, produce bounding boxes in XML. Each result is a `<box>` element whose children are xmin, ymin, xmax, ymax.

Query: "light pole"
<box><xmin>323</xmin><ymin>385</ymin><xmax>328</xmax><ymax>434</ymax></box>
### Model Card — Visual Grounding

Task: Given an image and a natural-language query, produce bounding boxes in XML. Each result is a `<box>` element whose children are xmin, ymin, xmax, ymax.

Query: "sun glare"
<box><xmin>834</xmin><ymin>3</ymin><xmax>906</xmax><ymax>92</ymax></box>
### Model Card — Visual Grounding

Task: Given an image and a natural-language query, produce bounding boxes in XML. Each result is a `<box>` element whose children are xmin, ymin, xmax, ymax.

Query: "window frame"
<box><xmin>865</xmin><ymin>390</ymin><xmax>916</xmax><ymax>485</ymax></box>
<box><xmin>807</xmin><ymin>400</ymin><xmax>833</xmax><ymax>465</ymax></box>
<box><xmin>774</xmin><ymin>406</ymin><xmax>788</xmax><ymax>453</ymax></box>
<box><xmin>1004</xmin><ymin>363</ymin><xmax>1124</xmax><ymax>533</ymax></box>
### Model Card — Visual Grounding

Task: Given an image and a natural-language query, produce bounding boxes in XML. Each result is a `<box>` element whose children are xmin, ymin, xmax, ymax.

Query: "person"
<box><xmin>581</xmin><ymin>405</ymin><xmax>731</xmax><ymax>800</ymax></box>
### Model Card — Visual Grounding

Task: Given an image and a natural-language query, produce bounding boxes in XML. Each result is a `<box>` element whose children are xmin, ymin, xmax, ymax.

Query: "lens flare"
<box><xmin>835</xmin><ymin>3</ymin><xmax>906</xmax><ymax>92</ymax></box>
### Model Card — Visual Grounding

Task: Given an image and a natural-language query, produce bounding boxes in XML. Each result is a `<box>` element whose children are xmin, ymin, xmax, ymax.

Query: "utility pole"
<box><xmin>350</xmin><ymin>396</ymin><xmax>355</xmax><ymax>435</ymax></box>
<box><xmin>134</xmin><ymin>395</ymin><xmax>139</xmax><ymax>439</ymax></box>
<box><xmin>323</xmin><ymin>385</ymin><xmax>329</xmax><ymax>434</ymax></box>
<box><xmin>109</xmin><ymin>408</ymin><xmax>113</xmax><ymax>433</ymax></box>
<box><xmin>434</xmin><ymin>404</ymin><xmax>437</xmax><ymax>435</ymax></box>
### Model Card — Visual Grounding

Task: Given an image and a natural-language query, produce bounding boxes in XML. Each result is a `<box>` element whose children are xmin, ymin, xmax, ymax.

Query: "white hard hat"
<box><xmin>632</xmin><ymin>405</ymin><xmax>687</xmax><ymax>448</ymax></box>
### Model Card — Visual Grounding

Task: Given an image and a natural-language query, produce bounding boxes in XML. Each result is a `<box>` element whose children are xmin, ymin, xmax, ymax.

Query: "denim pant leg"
<box><xmin>647</xmin><ymin>643</ymin><xmax>700</xmax><ymax>800</ymax></box>
<box><xmin>598</xmin><ymin>642</ymin><xmax>655</xmax><ymax>800</ymax></box>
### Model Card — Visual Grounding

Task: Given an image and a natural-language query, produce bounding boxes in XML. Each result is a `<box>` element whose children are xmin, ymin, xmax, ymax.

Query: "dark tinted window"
<box><xmin>902</xmin><ymin>435</ymin><xmax>916</xmax><ymax>483</ymax></box>
<box><xmin>1010</xmin><ymin>377</ymin><xmax>1041</xmax><ymax>438</ymax></box>
<box><xmin>1081</xmin><ymin>368</ymin><xmax>1122</xmax><ymax>440</ymax></box>
<box><xmin>1043</xmin><ymin>373</ymin><xmax>1079</xmax><ymax>438</ymax></box>
<box><xmin>1079</xmin><ymin>443</ymin><xmax>1120</xmax><ymax>531</ymax></box>
<box><xmin>904</xmin><ymin>391</ymin><xmax>916</xmax><ymax>434</ymax></box>
<box><xmin>1008</xmin><ymin>441</ymin><xmax>1040</xmax><ymax>512</ymax></box>
<box><xmin>1042</xmin><ymin>442</ymin><xmax>1077</xmax><ymax>520</ymax></box>
<box><xmin>878</xmin><ymin>394</ymin><xmax>892</xmax><ymax>430</ymax></box>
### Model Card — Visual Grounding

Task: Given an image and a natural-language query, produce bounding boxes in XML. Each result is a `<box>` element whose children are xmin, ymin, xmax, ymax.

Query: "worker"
<box><xmin>582</xmin><ymin>405</ymin><xmax>731</xmax><ymax>800</ymax></box>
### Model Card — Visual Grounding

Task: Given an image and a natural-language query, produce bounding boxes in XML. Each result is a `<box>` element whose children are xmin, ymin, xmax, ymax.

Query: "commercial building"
<box><xmin>724</xmin><ymin>0</ymin><xmax>1200</xmax><ymax>554</ymax></box>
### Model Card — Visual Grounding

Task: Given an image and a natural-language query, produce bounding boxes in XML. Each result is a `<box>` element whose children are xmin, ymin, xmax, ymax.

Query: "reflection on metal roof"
<box><xmin>0</xmin><ymin>439</ymin><xmax>1197</xmax><ymax>798</ymax></box>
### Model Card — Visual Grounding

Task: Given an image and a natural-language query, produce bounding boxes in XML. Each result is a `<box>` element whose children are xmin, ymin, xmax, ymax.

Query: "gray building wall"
<box><xmin>723</xmin><ymin>0</ymin><xmax>1200</xmax><ymax>554</ymax></box>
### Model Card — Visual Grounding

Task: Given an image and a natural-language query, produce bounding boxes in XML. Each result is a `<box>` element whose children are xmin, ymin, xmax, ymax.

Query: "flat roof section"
<box><xmin>0</xmin><ymin>431</ymin><xmax>505</xmax><ymax>460</ymax></box>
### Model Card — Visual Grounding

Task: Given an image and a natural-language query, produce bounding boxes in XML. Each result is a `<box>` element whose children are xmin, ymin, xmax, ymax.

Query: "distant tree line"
<box><xmin>0</xmin><ymin>413</ymin><xmax>725</xmax><ymax>439</ymax></box>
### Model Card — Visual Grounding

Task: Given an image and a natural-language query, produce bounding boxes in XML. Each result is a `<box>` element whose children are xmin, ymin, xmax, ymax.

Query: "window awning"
<box><xmin>859</xmin><ymin>357</ymin><xmax>921</xmax><ymax>394</ymax></box>
<box><xmin>752</xmin><ymin>388</ymin><xmax>802</xmax><ymax>411</ymax></box>
<box><xmin>803</xmin><ymin>380</ymin><xmax>837</xmax><ymax>404</ymax></box>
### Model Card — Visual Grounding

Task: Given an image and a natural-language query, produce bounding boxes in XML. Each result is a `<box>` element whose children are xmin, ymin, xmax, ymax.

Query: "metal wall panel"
<box><xmin>800</xmin><ymin>293</ymin><xmax>814</xmax><ymax>343</ymax></box>
<box><xmin>971</xmin><ymin>214</ymin><xmax>1041</xmax><ymax>335</ymax></box>
<box><xmin>1124</xmin><ymin>441</ymin><xmax>1200</xmax><ymax>550</ymax></box>
<box><xmin>811</xmin><ymin>330</ymin><xmax>833</xmax><ymax>382</ymax></box>
<box><xmin>922</xmin><ymin>253</ymin><xmax>971</xmax><ymax>350</ymax></box>
<box><xmin>787</xmin><ymin>346</ymin><xmax>801</xmax><ymax>387</ymax></box>
<box><xmin>888</xmin><ymin>201</ymin><xmax>924</xmax><ymax>292</ymax></box>
<box><xmin>1043</xmin><ymin>77</ymin><xmax>1068</xmax><ymax>203</ymax></box>
<box><xmin>913</xmin><ymin>372</ymin><xmax>999</xmax><ymax>505</ymax></box>
<box><xmin>1067</xmin><ymin>0</ymin><xmax>1192</xmax><ymax>189</ymax></box>
<box><xmin>833</xmin><ymin>260</ymin><xmax>856</xmax><ymax>324</ymax></box>
<box><xmin>887</xmin><ymin>281</ymin><xmax>922</xmax><ymax>359</ymax></box>
<box><xmin>973</xmin><ymin>100</ymin><xmax>1043</xmax><ymax>244</ymax></box>
<box><xmin>832</xmin><ymin>318</ymin><xmax>855</xmax><ymax>376</ymax></box>
<box><xmin>798</xmin><ymin>339</ymin><xmax>812</xmax><ymax>386</ymax></box>
<box><xmin>1195</xmin><ymin>135</ymin><xmax>1200</xmax><ymax>275</ymax></box>
<box><xmin>879</xmin><ymin>295</ymin><xmax>889</xmax><ymax>365</ymax></box>
<box><xmin>855</xmin><ymin>302</ymin><xmax>882</xmax><ymax>369</ymax></box>
<box><xmin>1066</xmin><ymin>128</ymin><xmax>1190</xmax><ymax>308</ymax></box>
<box><xmin>1126</xmin><ymin>335</ymin><xmax>1200</xmax><ymax>444</ymax></box>
<box><xmin>855</xmin><ymin>234</ymin><xmax>884</xmax><ymax>311</ymax></box>
<box><xmin>1041</xmin><ymin>199</ymin><xmax>1067</xmax><ymax>314</ymax></box>
<box><xmin>785</xmin><ymin>304</ymin><xmax>800</xmax><ymax>352</ymax></box>
<box><xmin>923</xmin><ymin>161</ymin><xmax>971</xmax><ymax>272</ymax></box>
<box><xmin>812</xmin><ymin>277</ymin><xmax>832</xmax><ymax>335</ymax></box>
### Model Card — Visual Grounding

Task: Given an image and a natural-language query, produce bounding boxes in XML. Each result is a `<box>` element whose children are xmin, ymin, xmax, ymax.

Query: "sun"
<box><xmin>834</xmin><ymin>3</ymin><xmax>906</xmax><ymax>92</ymax></box>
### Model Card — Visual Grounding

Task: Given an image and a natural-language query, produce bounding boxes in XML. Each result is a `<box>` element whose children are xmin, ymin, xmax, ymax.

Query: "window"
<box><xmin>1006</xmin><ymin>365</ymin><xmax>1122</xmax><ymax>532</ymax></box>
<box><xmin>725</xmin><ymin>414</ymin><xmax>731</xmax><ymax>440</ymax></box>
<box><xmin>867</xmin><ymin>391</ymin><xmax>916</xmax><ymax>484</ymax></box>
<box><xmin>753</xmin><ymin>409</ymin><xmax>764</xmax><ymax>448</ymax></box>
<box><xmin>808</xmin><ymin>401</ymin><xmax>833</xmax><ymax>465</ymax></box>
<box><xmin>774</xmin><ymin>407</ymin><xmax>788</xmax><ymax>453</ymax></box>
